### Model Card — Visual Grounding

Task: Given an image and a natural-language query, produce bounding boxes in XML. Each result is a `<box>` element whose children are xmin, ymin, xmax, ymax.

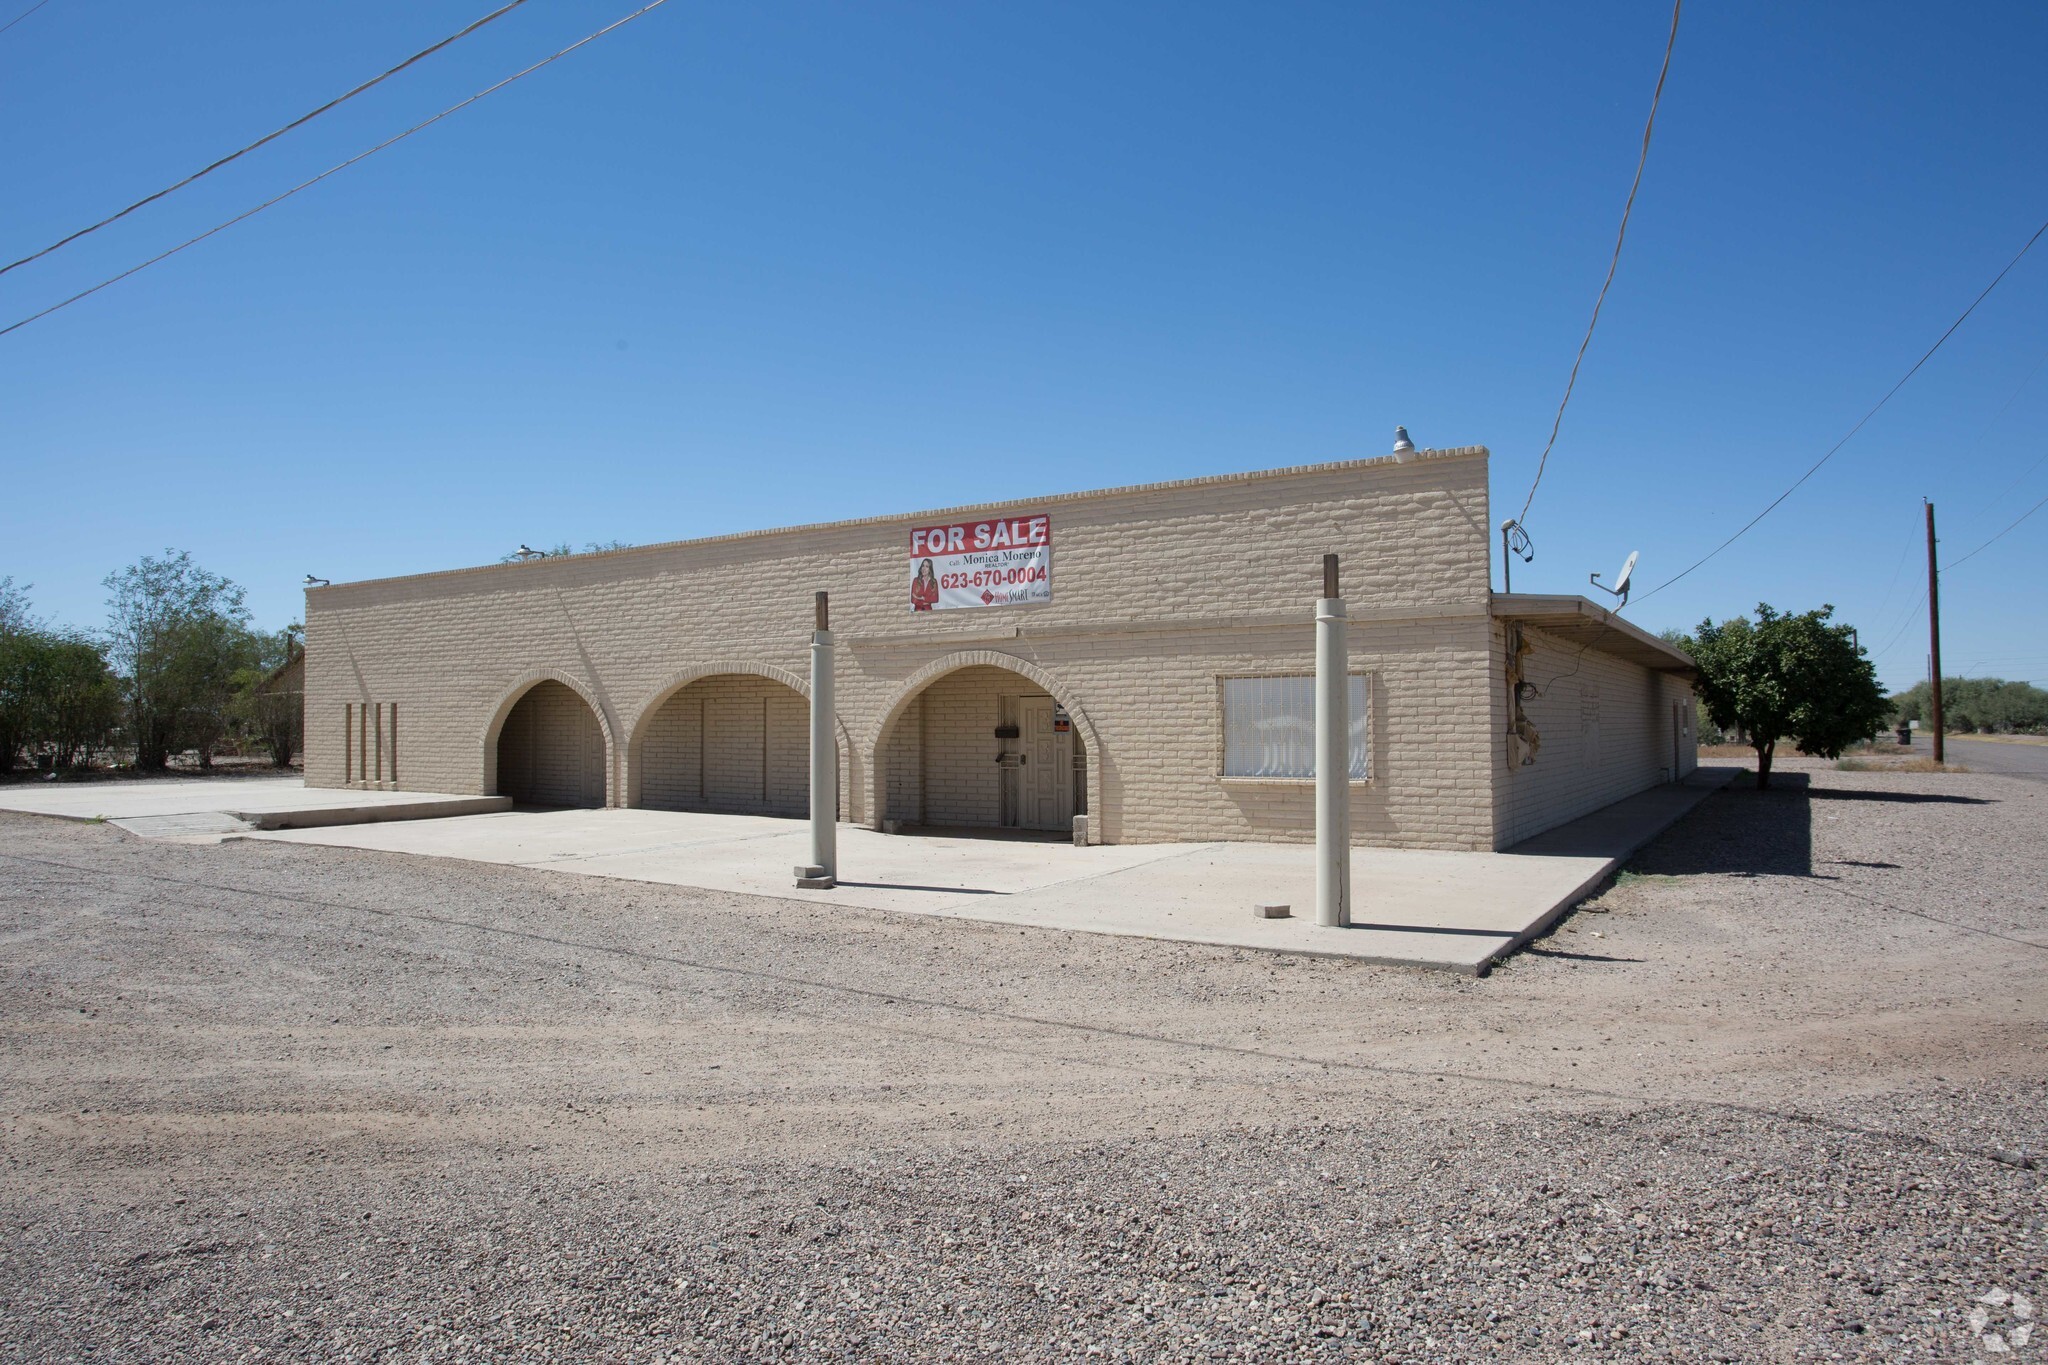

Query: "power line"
<box><xmin>1870</xmin><ymin>587</ymin><xmax>1927</xmax><ymax>661</ymax></box>
<box><xmin>1942</xmin><ymin>486</ymin><xmax>2048</xmax><ymax>571</ymax></box>
<box><xmin>1631</xmin><ymin>214</ymin><xmax>2048</xmax><ymax>607</ymax></box>
<box><xmin>1866</xmin><ymin>483</ymin><xmax>2048</xmax><ymax>662</ymax></box>
<box><xmin>1865</xmin><ymin>522</ymin><xmax>1914</xmax><ymax>633</ymax></box>
<box><xmin>1984</xmin><ymin>344</ymin><xmax>2048</xmax><ymax>427</ymax></box>
<box><xmin>1516</xmin><ymin>0</ymin><xmax>1681</xmax><ymax>525</ymax></box>
<box><xmin>0</xmin><ymin>0</ymin><xmax>674</xmax><ymax>341</ymax></box>
<box><xmin>0</xmin><ymin>0</ymin><xmax>53</xmax><ymax>39</ymax></box>
<box><xmin>0</xmin><ymin>0</ymin><xmax>531</xmax><ymax>280</ymax></box>
<box><xmin>1982</xmin><ymin>447</ymin><xmax>2048</xmax><ymax>513</ymax></box>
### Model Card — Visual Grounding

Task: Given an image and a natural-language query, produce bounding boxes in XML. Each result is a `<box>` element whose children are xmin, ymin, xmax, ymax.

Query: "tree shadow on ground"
<box><xmin>1806</xmin><ymin>787</ymin><xmax>1994</xmax><ymax>806</ymax></box>
<box><xmin>1626</xmin><ymin>772</ymin><xmax>1816</xmax><ymax>878</ymax></box>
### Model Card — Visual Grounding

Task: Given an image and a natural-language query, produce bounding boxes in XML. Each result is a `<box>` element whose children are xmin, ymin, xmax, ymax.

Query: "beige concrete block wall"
<box><xmin>303</xmin><ymin>447</ymin><xmax>1501</xmax><ymax>848</ymax></box>
<box><xmin>1490</xmin><ymin>622</ymin><xmax>1697</xmax><ymax>847</ymax></box>
<box><xmin>638</xmin><ymin>674</ymin><xmax>810</xmax><ymax>817</ymax></box>
<box><xmin>882</xmin><ymin>696</ymin><xmax>924</xmax><ymax>824</ymax></box>
<box><xmin>853</xmin><ymin>614</ymin><xmax>1496</xmax><ymax>848</ymax></box>
<box><xmin>496</xmin><ymin>681</ymin><xmax>605</xmax><ymax>808</ymax></box>
<box><xmin>893</xmin><ymin>665</ymin><xmax>1008</xmax><ymax>827</ymax></box>
<box><xmin>877</xmin><ymin>665</ymin><xmax>1095</xmax><ymax>830</ymax></box>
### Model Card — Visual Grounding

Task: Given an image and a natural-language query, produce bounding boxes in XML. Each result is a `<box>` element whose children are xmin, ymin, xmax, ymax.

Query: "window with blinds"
<box><xmin>1220</xmin><ymin>675</ymin><xmax>1370</xmax><ymax>780</ymax></box>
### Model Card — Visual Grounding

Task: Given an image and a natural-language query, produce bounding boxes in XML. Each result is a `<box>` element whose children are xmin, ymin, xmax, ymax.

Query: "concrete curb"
<box><xmin>231</xmin><ymin>796</ymin><xmax>513</xmax><ymax>831</ymax></box>
<box><xmin>1479</xmin><ymin>766</ymin><xmax>1740</xmax><ymax>975</ymax></box>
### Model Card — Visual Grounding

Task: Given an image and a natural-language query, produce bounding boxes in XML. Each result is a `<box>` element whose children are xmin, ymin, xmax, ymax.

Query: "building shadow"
<box><xmin>1625</xmin><ymin>772</ymin><xmax>1815</xmax><ymax>878</ymax></box>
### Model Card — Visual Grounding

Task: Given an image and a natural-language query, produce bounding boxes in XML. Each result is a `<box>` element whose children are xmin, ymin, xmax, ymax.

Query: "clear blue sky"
<box><xmin>5</xmin><ymin>0</ymin><xmax>2044</xmax><ymax>692</ymax></box>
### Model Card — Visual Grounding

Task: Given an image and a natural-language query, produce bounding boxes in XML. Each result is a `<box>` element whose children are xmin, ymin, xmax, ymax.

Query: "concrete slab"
<box><xmin>0</xmin><ymin>777</ymin><xmax>508</xmax><ymax>839</ymax></box>
<box><xmin>109</xmin><ymin>811</ymin><xmax>257</xmax><ymax>844</ymax></box>
<box><xmin>246</xmin><ymin>768</ymin><xmax>1739</xmax><ymax>972</ymax></box>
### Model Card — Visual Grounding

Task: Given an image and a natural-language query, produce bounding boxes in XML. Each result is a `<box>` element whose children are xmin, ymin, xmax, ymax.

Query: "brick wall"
<box><xmin>496</xmin><ymin>680</ymin><xmax>605</xmax><ymax>808</ymax></box>
<box><xmin>305</xmin><ymin>448</ymin><xmax>1516</xmax><ymax>848</ymax></box>
<box><xmin>1491</xmin><ymin>622</ymin><xmax>1697</xmax><ymax>847</ymax></box>
<box><xmin>881</xmin><ymin>664</ymin><xmax>1073</xmax><ymax>829</ymax></box>
<box><xmin>638</xmin><ymin>674</ymin><xmax>810</xmax><ymax>817</ymax></box>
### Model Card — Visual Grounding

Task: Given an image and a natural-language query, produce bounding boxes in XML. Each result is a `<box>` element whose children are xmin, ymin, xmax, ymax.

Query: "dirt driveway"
<box><xmin>1</xmin><ymin>760</ymin><xmax>2042</xmax><ymax>1362</ymax></box>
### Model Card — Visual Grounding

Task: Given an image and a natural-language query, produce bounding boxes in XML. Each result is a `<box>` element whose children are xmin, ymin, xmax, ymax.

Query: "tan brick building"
<box><xmin>304</xmin><ymin>445</ymin><xmax>1696</xmax><ymax>851</ymax></box>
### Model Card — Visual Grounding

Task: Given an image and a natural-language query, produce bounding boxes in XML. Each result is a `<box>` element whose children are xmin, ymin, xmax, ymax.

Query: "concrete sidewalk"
<box><xmin>242</xmin><ymin>768</ymin><xmax>1737</xmax><ymax>973</ymax></box>
<box><xmin>0</xmin><ymin>776</ymin><xmax>507</xmax><ymax>843</ymax></box>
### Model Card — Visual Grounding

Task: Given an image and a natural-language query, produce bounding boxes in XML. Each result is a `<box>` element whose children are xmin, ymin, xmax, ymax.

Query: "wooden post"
<box><xmin>1926</xmin><ymin>501</ymin><xmax>1944</xmax><ymax>765</ymax></box>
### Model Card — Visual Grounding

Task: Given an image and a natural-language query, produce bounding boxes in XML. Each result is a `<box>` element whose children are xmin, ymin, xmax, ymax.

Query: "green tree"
<box><xmin>232</xmin><ymin>625</ymin><xmax>304</xmax><ymax>769</ymax></box>
<box><xmin>166</xmin><ymin>612</ymin><xmax>262</xmax><ymax>767</ymax></box>
<box><xmin>103</xmin><ymin>551</ymin><xmax>251</xmax><ymax>770</ymax></box>
<box><xmin>0</xmin><ymin>595</ymin><xmax>121</xmax><ymax>771</ymax></box>
<box><xmin>0</xmin><ymin>577</ymin><xmax>34</xmax><ymax>636</ymax></box>
<box><xmin>0</xmin><ymin>633</ymin><xmax>31</xmax><ymax>772</ymax></box>
<box><xmin>1891</xmin><ymin>677</ymin><xmax>2048</xmax><ymax>734</ymax></box>
<box><xmin>497</xmin><ymin>540</ymin><xmax>634</xmax><ymax>564</ymax></box>
<box><xmin>0</xmin><ymin>581</ymin><xmax>31</xmax><ymax>768</ymax></box>
<box><xmin>27</xmin><ymin>635</ymin><xmax>122</xmax><ymax>768</ymax></box>
<box><xmin>1683</xmin><ymin>603</ymin><xmax>1890</xmax><ymax>789</ymax></box>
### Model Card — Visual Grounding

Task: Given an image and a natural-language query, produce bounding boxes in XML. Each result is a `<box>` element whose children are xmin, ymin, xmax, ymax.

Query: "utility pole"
<box><xmin>1925</xmin><ymin>500</ymin><xmax>1944</xmax><ymax>766</ymax></box>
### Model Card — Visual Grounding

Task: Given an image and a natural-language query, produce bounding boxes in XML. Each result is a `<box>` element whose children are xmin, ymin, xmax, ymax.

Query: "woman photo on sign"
<box><xmin>911</xmin><ymin>558</ymin><xmax>940</xmax><ymax>611</ymax></box>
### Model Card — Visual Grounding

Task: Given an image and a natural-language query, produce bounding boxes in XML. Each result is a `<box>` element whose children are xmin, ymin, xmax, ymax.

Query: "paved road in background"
<box><xmin>1903</xmin><ymin>733</ymin><xmax>2048</xmax><ymax>780</ymax></box>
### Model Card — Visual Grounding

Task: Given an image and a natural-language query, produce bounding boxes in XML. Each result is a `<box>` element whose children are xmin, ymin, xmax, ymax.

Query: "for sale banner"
<box><xmin>908</xmin><ymin>513</ymin><xmax>1051</xmax><ymax>611</ymax></box>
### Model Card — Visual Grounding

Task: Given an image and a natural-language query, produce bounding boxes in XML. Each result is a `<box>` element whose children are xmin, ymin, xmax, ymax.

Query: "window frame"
<box><xmin>1214</xmin><ymin>670</ymin><xmax>1375</xmax><ymax>784</ymax></box>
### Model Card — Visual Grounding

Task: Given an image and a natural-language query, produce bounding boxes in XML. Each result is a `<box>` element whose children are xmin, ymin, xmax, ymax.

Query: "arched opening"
<box><xmin>877</xmin><ymin>663</ymin><xmax>1089</xmax><ymax>836</ymax></box>
<box><xmin>495</xmin><ymin>680</ymin><xmax>607</xmax><ymax>808</ymax></box>
<box><xmin>636</xmin><ymin>672</ymin><xmax>822</xmax><ymax>818</ymax></box>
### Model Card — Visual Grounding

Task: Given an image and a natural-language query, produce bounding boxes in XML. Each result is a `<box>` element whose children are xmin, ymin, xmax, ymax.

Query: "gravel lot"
<box><xmin>2</xmin><ymin>760</ymin><xmax>2043</xmax><ymax>1363</ymax></box>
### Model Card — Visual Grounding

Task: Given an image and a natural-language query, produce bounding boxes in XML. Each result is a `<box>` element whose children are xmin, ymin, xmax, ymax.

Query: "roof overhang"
<box><xmin>1492</xmin><ymin>594</ymin><xmax>1696</xmax><ymax>677</ymax></box>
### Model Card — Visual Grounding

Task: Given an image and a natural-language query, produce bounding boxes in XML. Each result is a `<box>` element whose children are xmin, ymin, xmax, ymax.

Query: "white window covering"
<box><xmin>1221</xmin><ymin>675</ymin><xmax>1370</xmax><ymax>780</ymax></box>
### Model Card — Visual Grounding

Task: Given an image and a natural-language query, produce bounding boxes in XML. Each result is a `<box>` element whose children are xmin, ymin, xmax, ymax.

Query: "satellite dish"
<box><xmin>1589</xmin><ymin>550</ymin><xmax>1639</xmax><ymax>606</ymax></box>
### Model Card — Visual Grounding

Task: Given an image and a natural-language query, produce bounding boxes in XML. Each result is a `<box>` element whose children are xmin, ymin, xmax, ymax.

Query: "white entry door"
<box><xmin>1011</xmin><ymin>696</ymin><xmax>1074</xmax><ymax>831</ymax></box>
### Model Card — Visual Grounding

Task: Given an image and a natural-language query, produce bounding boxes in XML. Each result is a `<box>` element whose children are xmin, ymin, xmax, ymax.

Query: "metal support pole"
<box><xmin>1315</xmin><ymin>555</ymin><xmax>1351</xmax><ymax>928</ymax></box>
<box><xmin>802</xmin><ymin>591</ymin><xmax>838</xmax><ymax>887</ymax></box>
<box><xmin>1926</xmin><ymin>501</ymin><xmax>1944</xmax><ymax>765</ymax></box>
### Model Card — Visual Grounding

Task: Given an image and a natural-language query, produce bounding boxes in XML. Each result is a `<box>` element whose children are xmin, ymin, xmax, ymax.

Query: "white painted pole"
<box><xmin>1315</xmin><ymin>556</ymin><xmax>1351</xmax><ymax>928</ymax></box>
<box><xmin>808</xmin><ymin>594</ymin><xmax>837</xmax><ymax>884</ymax></box>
